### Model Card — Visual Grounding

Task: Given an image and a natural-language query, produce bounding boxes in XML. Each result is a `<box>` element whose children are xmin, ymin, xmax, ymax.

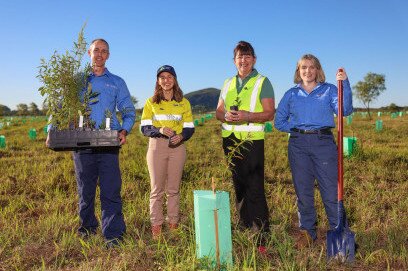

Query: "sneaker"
<box><xmin>152</xmin><ymin>224</ymin><xmax>162</xmax><ymax>239</ymax></box>
<box><xmin>295</xmin><ymin>230</ymin><xmax>316</xmax><ymax>249</ymax></box>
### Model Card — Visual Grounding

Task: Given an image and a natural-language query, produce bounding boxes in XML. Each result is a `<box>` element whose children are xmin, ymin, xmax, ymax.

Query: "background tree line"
<box><xmin>0</xmin><ymin>102</ymin><xmax>46</xmax><ymax>116</ymax></box>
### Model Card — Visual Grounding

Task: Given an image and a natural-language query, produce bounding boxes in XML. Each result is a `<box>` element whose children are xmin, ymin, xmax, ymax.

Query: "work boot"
<box><xmin>77</xmin><ymin>227</ymin><xmax>97</xmax><ymax>239</ymax></box>
<box><xmin>152</xmin><ymin>224</ymin><xmax>162</xmax><ymax>239</ymax></box>
<box><xmin>295</xmin><ymin>230</ymin><xmax>316</xmax><ymax>249</ymax></box>
<box><xmin>169</xmin><ymin>223</ymin><xmax>178</xmax><ymax>231</ymax></box>
<box><xmin>105</xmin><ymin>238</ymin><xmax>122</xmax><ymax>249</ymax></box>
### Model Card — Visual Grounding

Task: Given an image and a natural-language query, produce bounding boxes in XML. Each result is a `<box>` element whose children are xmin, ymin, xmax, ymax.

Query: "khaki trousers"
<box><xmin>146</xmin><ymin>138</ymin><xmax>186</xmax><ymax>226</ymax></box>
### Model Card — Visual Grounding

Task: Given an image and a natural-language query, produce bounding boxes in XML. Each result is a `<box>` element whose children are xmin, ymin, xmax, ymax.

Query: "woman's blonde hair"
<box><xmin>294</xmin><ymin>54</ymin><xmax>326</xmax><ymax>84</ymax></box>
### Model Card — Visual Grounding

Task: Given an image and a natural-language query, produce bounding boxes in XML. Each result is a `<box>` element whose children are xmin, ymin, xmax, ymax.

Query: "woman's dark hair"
<box><xmin>152</xmin><ymin>76</ymin><xmax>184</xmax><ymax>103</ymax></box>
<box><xmin>233</xmin><ymin>41</ymin><xmax>256</xmax><ymax>58</ymax></box>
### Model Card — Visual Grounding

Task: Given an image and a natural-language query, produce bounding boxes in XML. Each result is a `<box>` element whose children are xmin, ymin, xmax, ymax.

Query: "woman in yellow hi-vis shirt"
<box><xmin>141</xmin><ymin>65</ymin><xmax>194</xmax><ymax>238</ymax></box>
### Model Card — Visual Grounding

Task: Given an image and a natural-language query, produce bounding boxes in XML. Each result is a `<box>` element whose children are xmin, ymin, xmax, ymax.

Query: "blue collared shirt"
<box><xmin>86</xmin><ymin>68</ymin><xmax>136</xmax><ymax>133</ymax></box>
<box><xmin>274</xmin><ymin>79</ymin><xmax>353</xmax><ymax>133</ymax></box>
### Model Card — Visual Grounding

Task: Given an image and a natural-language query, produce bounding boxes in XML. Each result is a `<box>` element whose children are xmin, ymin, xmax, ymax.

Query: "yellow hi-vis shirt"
<box><xmin>141</xmin><ymin>97</ymin><xmax>194</xmax><ymax>134</ymax></box>
<box><xmin>221</xmin><ymin>74</ymin><xmax>266</xmax><ymax>140</ymax></box>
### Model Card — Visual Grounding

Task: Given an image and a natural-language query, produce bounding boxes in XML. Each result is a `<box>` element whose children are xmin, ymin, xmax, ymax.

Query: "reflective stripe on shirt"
<box><xmin>152</xmin><ymin>114</ymin><xmax>182</xmax><ymax>121</ymax></box>
<box><xmin>183</xmin><ymin>122</ymin><xmax>195</xmax><ymax>128</ymax></box>
<box><xmin>221</xmin><ymin>78</ymin><xmax>233</xmax><ymax>101</ymax></box>
<box><xmin>249</xmin><ymin>75</ymin><xmax>264</xmax><ymax>112</ymax></box>
<box><xmin>222</xmin><ymin>123</ymin><xmax>265</xmax><ymax>132</ymax></box>
<box><xmin>141</xmin><ymin>119</ymin><xmax>153</xmax><ymax>126</ymax></box>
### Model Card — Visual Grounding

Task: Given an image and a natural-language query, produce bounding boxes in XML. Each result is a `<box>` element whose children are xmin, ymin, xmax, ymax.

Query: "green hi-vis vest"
<box><xmin>221</xmin><ymin>74</ymin><xmax>266</xmax><ymax>140</ymax></box>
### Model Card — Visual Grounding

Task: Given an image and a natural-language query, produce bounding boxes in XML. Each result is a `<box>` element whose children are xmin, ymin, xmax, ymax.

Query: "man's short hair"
<box><xmin>90</xmin><ymin>38</ymin><xmax>110</xmax><ymax>51</ymax></box>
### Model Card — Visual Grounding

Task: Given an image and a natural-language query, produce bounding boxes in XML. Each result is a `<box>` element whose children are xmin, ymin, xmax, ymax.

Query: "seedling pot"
<box><xmin>48</xmin><ymin>129</ymin><xmax>120</xmax><ymax>151</ymax></box>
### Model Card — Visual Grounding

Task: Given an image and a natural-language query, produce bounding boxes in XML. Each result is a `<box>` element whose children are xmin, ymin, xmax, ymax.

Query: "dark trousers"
<box><xmin>72</xmin><ymin>148</ymin><xmax>126</xmax><ymax>240</ymax></box>
<box><xmin>288</xmin><ymin>132</ymin><xmax>338</xmax><ymax>240</ymax></box>
<box><xmin>222</xmin><ymin>134</ymin><xmax>270</xmax><ymax>233</ymax></box>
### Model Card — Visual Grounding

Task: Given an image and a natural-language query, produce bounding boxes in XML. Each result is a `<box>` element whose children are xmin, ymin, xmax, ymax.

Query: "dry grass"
<box><xmin>0</xmin><ymin>113</ymin><xmax>407</xmax><ymax>270</ymax></box>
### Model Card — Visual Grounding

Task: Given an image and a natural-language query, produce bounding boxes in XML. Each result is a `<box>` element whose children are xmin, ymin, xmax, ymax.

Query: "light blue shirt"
<box><xmin>87</xmin><ymin>68</ymin><xmax>136</xmax><ymax>133</ymax></box>
<box><xmin>274</xmin><ymin>79</ymin><xmax>353</xmax><ymax>133</ymax></box>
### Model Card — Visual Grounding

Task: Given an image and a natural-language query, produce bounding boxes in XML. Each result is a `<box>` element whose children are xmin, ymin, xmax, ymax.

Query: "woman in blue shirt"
<box><xmin>274</xmin><ymin>54</ymin><xmax>353</xmax><ymax>247</ymax></box>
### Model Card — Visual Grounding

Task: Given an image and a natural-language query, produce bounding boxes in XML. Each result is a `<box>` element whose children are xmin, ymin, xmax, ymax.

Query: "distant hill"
<box><xmin>184</xmin><ymin>88</ymin><xmax>220</xmax><ymax>113</ymax></box>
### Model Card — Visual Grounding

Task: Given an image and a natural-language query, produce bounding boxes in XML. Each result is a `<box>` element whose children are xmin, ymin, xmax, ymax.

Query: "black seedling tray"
<box><xmin>48</xmin><ymin>130</ymin><xmax>120</xmax><ymax>151</ymax></box>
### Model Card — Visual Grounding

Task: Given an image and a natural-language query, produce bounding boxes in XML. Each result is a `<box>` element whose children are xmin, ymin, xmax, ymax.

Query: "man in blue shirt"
<box><xmin>73</xmin><ymin>39</ymin><xmax>135</xmax><ymax>247</ymax></box>
<box><xmin>275</xmin><ymin>54</ymin><xmax>352</xmax><ymax>248</ymax></box>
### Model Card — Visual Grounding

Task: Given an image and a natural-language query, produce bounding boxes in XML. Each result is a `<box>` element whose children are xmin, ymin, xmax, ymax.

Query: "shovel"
<box><xmin>326</xmin><ymin>68</ymin><xmax>356</xmax><ymax>262</ymax></box>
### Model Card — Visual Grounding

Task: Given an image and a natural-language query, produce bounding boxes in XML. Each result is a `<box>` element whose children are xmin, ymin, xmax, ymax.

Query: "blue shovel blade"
<box><xmin>327</xmin><ymin>201</ymin><xmax>356</xmax><ymax>262</ymax></box>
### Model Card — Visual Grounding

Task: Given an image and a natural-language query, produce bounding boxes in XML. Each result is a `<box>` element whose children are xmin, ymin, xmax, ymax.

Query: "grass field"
<box><xmin>0</xmin><ymin>113</ymin><xmax>407</xmax><ymax>270</ymax></box>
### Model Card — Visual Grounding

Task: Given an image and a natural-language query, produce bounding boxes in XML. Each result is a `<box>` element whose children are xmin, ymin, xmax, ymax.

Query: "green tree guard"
<box><xmin>343</xmin><ymin>137</ymin><xmax>357</xmax><ymax>157</ymax></box>
<box><xmin>194</xmin><ymin>190</ymin><xmax>233</xmax><ymax>268</ymax></box>
<box><xmin>0</xmin><ymin>135</ymin><xmax>5</xmax><ymax>148</ymax></box>
<box><xmin>28</xmin><ymin>128</ymin><xmax>37</xmax><ymax>140</ymax></box>
<box><xmin>375</xmin><ymin>120</ymin><xmax>383</xmax><ymax>131</ymax></box>
<box><xmin>346</xmin><ymin>116</ymin><xmax>352</xmax><ymax>125</ymax></box>
<box><xmin>264</xmin><ymin>122</ymin><xmax>273</xmax><ymax>132</ymax></box>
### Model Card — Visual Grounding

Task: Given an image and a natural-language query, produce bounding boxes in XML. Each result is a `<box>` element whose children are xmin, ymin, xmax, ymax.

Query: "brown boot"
<box><xmin>295</xmin><ymin>230</ymin><xmax>315</xmax><ymax>249</ymax></box>
<box><xmin>169</xmin><ymin>223</ymin><xmax>178</xmax><ymax>231</ymax></box>
<box><xmin>152</xmin><ymin>224</ymin><xmax>162</xmax><ymax>239</ymax></box>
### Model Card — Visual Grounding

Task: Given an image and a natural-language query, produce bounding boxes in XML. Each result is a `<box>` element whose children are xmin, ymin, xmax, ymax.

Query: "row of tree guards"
<box><xmin>0</xmin><ymin>112</ymin><xmax>403</xmax><ymax>151</ymax></box>
<box><xmin>193</xmin><ymin>113</ymin><xmax>215</xmax><ymax>126</ymax></box>
<box><xmin>0</xmin><ymin>110</ymin><xmax>406</xmax><ymax>130</ymax></box>
<box><xmin>0</xmin><ymin>128</ymin><xmax>39</xmax><ymax>148</ymax></box>
<box><xmin>345</xmin><ymin>116</ymin><xmax>386</xmax><ymax>132</ymax></box>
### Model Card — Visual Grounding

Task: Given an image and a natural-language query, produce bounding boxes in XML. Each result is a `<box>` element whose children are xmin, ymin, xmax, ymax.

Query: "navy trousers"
<box><xmin>288</xmin><ymin>131</ymin><xmax>338</xmax><ymax>240</ymax></box>
<box><xmin>222</xmin><ymin>135</ymin><xmax>270</xmax><ymax>234</ymax></box>
<box><xmin>72</xmin><ymin>148</ymin><xmax>126</xmax><ymax>240</ymax></box>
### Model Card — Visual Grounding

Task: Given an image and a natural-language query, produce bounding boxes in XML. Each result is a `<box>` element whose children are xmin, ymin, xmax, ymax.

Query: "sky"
<box><xmin>1</xmin><ymin>0</ymin><xmax>407</xmax><ymax>110</ymax></box>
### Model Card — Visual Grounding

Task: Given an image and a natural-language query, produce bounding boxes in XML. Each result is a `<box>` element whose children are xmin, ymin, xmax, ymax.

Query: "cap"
<box><xmin>157</xmin><ymin>65</ymin><xmax>177</xmax><ymax>78</ymax></box>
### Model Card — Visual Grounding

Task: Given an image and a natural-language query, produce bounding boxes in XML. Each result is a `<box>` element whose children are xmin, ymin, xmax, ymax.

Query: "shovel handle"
<box><xmin>337</xmin><ymin>68</ymin><xmax>344</xmax><ymax>201</ymax></box>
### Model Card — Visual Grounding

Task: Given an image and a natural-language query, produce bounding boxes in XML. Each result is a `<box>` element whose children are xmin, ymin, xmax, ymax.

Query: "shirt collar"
<box><xmin>90</xmin><ymin>68</ymin><xmax>111</xmax><ymax>77</ymax></box>
<box><xmin>236</xmin><ymin>69</ymin><xmax>258</xmax><ymax>81</ymax></box>
<box><xmin>295</xmin><ymin>82</ymin><xmax>324</xmax><ymax>92</ymax></box>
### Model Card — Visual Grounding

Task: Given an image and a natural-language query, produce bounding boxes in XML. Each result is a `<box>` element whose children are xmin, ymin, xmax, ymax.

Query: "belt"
<box><xmin>291</xmin><ymin>128</ymin><xmax>332</xmax><ymax>135</ymax></box>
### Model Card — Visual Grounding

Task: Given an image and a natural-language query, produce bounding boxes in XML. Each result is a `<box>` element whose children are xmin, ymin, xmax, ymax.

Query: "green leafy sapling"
<box><xmin>37</xmin><ymin>24</ymin><xmax>98</xmax><ymax>130</ymax></box>
<box><xmin>230</xmin><ymin>96</ymin><xmax>241</xmax><ymax>111</ymax></box>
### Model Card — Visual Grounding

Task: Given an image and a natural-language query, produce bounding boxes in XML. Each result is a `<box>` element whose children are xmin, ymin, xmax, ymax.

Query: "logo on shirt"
<box><xmin>105</xmin><ymin>83</ymin><xmax>118</xmax><ymax>89</ymax></box>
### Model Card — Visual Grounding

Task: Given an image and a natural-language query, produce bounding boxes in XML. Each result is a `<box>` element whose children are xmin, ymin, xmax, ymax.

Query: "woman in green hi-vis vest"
<box><xmin>215</xmin><ymin>41</ymin><xmax>275</xmax><ymax>254</ymax></box>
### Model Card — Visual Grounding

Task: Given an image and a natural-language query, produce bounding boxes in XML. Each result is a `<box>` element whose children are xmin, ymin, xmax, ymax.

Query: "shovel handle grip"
<box><xmin>337</xmin><ymin>68</ymin><xmax>344</xmax><ymax>201</ymax></box>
